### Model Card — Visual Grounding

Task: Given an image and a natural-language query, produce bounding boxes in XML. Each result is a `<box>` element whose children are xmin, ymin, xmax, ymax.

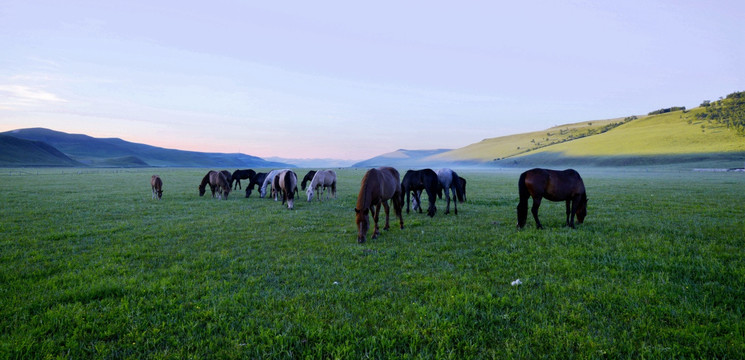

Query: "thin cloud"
<box><xmin>0</xmin><ymin>85</ymin><xmax>67</xmax><ymax>109</ymax></box>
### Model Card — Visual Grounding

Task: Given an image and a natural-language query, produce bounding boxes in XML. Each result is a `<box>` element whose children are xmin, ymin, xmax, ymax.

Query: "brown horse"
<box><xmin>517</xmin><ymin>168</ymin><xmax>587</xmax><ymax>229</ymax></box>
<box><xmin>199</xmin><ymin>170</ymin><xmax>231</xmax><ymax>199</ymax></box>
<box><xmin>277</xmin><ymin>169</ymin><xmax>298</xmax><ymax>209</ymax></box>
<box><xmin>151</xmin><ymin>175</ymin><xmax>163</xmax><ymax>200</ymax></box>
<box><xmin>355</xmin><ymin>167</ymin><xmax>404</xmax><ymax>243</ymax></box>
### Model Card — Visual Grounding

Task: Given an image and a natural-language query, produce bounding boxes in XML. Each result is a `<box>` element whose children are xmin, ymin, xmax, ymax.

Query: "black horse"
<box><xmin>231</xmin><ymin>169</ymin><xmax>256</xmax><ymax>190</ymax></box>
<box><xmin>300</xmin><ymin>170</ymin><xmax>317</xmax><ymax>190</ymax></box>
<box><xmin>245</xmin><ymin>172</ymin><xmax>268</xmax><ymax>198</ymax></box>
<box><xmin>401</xmin><ymin>169</ymin><xmax>440</xmax><ymax>217</ymax></box>
<box><xmin>517</xmin><ymin>168</ymin><xmax>588</xmax><ymax>229</ymax></box>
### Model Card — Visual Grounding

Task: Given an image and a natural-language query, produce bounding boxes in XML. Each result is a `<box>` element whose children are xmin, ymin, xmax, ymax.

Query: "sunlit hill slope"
<box><xmin>428</xmin><ymin>106</ymin><xmax>745</xmax><ymax>167</ymax></box>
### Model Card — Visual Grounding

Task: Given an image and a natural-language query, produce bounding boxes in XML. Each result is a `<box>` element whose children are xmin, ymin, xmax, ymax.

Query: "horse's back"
<box><xmin>523</xmin><ymin>168</ymin><xmax>585</xmax><ymax>200</ymax></box>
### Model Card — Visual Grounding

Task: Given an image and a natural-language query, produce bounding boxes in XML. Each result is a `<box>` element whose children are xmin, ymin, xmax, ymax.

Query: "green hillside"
<box><xmin>430</xmin><ymin>105</ymin><xmax>745</xmax><ymax>167</ymax></box>
<box><xmin>0</xmin><ymin>135</ymin><xmax>84</xmax><ymax>167</ymax></box>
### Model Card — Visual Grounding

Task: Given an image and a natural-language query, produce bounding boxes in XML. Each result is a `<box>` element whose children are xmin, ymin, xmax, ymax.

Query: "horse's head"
<box><xmin>198</xmin><ymin>185</ymin><xmax>206</xmax><ymax>196</ymax></box>
<box><xmin>306</xmin><ymin>187</ymin><xmax>314</xmax><ymax>202</ymax></box>
<box><xmin>245</xmin><ymin>188</ymin><xmax>252</xmax><ymax>198</ymax></box>
<box><xmin>576</xmin><ymin>195</ymin><xmax>588</xmax><ymax>224</ymax></box>
<box><xmin>355</xmin><ymin>207</ymin><xmax>369</xmax><ymax>243</ymax></box>
<box><xmin>156</xmin><ymin>189</ymin><xmax>163</xmax><ymax>200</ymax></box>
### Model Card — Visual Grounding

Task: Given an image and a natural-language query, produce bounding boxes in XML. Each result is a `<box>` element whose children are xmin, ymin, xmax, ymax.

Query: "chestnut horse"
<box><xmin>151</xmin><ymin>175</ymin><xmax>163</xmax><ymax>200</ymax></box>
<box><xmin>198</xmin><ymin>170</ymin><xmax>231</xmax><ymax>200</ymax></box>
<box><xmin>355</xmin><ymin>167</ymin><xmax>404</xmax><ymax>243</ymax></box>
<box><xmin>517</xmin><ymin>168</ymin><xmax>587</xmax><ymax>229</ymax></box>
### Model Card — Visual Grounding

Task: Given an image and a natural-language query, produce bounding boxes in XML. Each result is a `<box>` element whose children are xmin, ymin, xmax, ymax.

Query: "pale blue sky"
<box><xmin>1</xmin><ymin>0</ymin><xmax>743</xmax><ymax>160</ymax></box>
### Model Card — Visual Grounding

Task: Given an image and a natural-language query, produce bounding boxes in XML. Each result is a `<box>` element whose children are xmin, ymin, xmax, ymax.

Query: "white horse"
<box><xmin>260</xmin><ymin>169</ymin><xmax>289</xmax><ymax>200</ymax></box>
<box><xmin>436</xmin><ymin>168</ymin><xmax>464</xmax><ymax>215</ymax></box>
<box><xmin>306</xmin><ymin>169</ymin><xmax>337</xmax><ymax>202</ymax></box>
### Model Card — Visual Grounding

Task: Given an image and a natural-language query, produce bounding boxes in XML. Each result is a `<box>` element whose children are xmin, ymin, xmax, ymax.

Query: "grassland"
<box><xmin>1</xmin><ymin>167</ymin><xmax>744</xmax><ymax>358</ymax></box>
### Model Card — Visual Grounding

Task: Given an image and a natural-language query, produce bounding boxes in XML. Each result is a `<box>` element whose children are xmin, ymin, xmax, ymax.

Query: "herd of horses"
<box><xmin>152</xmin><ymin>167</ymin><xmax>588</xmax><ymax>243</ymax></box>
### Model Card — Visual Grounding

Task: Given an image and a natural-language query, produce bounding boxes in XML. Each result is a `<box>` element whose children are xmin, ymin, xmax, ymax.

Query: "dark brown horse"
<box><xmin>199</xmin><ymin>170</ymin><xmax>231</xmax><ymax>200</ymax></box>
<box><xmin>517</xmin><ymin>168</ymin><xmax>587</xmax><ymax>229</ymax></box>
<box><xmin>151</xmin><ymin>175</ymin><xmax>163</xmax><ymax>200</ymax></box>
<box><xmin>355</xmin><ymin>167</ymin><xmax>404</xmax><ymax>243</ymax></box>
<box><xmin>401</xmin><ymin>169</ymin><xmax>439</xmax><ymax>217</ymax></box>
<box><xmin>300</xmin><ymin>170</ymin><xmax>317</xmax><ymax>190</ymax></box>
<box><xmin>231</xmin><ymin>169</ymin><xmax>256</xmax><ymax>190</ymax></box>
<box><xmin>245</xmin><ymin>172</ymin><xmax>267</xmax><ymax>198</ymax></box>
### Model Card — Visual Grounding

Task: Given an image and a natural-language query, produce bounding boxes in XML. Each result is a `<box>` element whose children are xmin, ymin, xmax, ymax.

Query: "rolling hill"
<box><xmin>359</xmin><ymin>104</ymin><xmax>744</xmax><ymax>169</ymax></box>
<box><xmin>1</xmin><ymin>128</ymin><xmax>292</xmax><ymax>168</ymax></box>
<box><xmin>0</xmin><ymin>135</ymin><xmax>84</xmax><ymax>167</ymax></box>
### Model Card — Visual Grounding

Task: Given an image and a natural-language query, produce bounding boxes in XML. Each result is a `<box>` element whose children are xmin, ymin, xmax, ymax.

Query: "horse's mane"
<box><xmin>356</xmin><ymin>169</ymin><xmax>377</xmax><ymax>212</ymax></box>
<box><xmin>198</xmin><ymin>172</ymin><xmax>212</xmax><ymax>191</ymax></box>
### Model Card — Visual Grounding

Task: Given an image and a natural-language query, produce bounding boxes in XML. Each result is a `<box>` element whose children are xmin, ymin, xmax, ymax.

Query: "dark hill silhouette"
<box><xmin>1</xmin><ymin>128</ymin><xmax>292</xmax><ymax>168</ymax></box>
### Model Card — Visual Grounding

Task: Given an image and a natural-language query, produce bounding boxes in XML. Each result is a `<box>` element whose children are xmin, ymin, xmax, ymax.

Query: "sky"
<box><xmin>1</xmin><ymin>1</ymin><xmax>744</xmax><ymax>161</ymax></box>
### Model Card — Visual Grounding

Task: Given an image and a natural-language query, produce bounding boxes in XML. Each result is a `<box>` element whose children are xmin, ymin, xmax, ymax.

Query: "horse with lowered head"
<box><xmin>151</xmin><ymin>175</ymin><xmax>163</xmax><ymax>200</ymax></box>
<box><xmin>517</xmin><ymin>168</ymin><xmax>587</xmax><ymax>229</ymax></box>
<box><xmin>300</xmin><ymin>170</ymin><xmax>317</xmax><ymax>191</ymax></box>
<box><xmin>261</xmin><ymin>169</ymin><xmax>289</xmax><ymax>199</ymax></box>
<box><xmin>231</xmin><ymin>169</ymin><xmax>256</xmax><ymax>190</ymax></box>
<box><xmin>198</xmin><ymin>170</ymin><xmax>231</xmax><ymax>200</ymax></box>
<box><xmin>277</xmin><ymin>170</ymin><xmax>298</xmax><ymax>209</ymax></box>
<box><xmin>245</xmin><ymin>172</ymin><xmax>267</xmax><ymax>198</ymax></box>
<box><xmin>401</xmin><ymin>169</ymin><xmax>439</xmax><ymax>217</ymax></box>
<box><xmin>355</xmin><ymin>167</ymin><xmax>404</xmax><ymax>243</ymax></box>
<box><xmin>436</xmin><ymin>168</ymin><xmax>464</xmax><ymax>215</ymax></box>
<box><xmin>307</xmin><ymin>169</ymin><xmax>337</xmax><ymax>202</ymax></box>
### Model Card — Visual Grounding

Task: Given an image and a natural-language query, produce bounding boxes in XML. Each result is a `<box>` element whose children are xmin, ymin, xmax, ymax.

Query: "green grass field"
<box><xmin>1</xmin><ymin>167</ymin><xmax>743</xmax><ymax>358</ymax></box>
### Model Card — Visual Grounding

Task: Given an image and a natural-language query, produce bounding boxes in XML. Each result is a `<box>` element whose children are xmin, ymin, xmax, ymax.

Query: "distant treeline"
<box><xmin>648</xmin><ymin>107</ymin><xmax>686</xmax><ymax>115</ymax></box>
<box><xmin>697</xmin><ymin>91</ymin><xmax>745</xmax><ymax>135</ymax></box>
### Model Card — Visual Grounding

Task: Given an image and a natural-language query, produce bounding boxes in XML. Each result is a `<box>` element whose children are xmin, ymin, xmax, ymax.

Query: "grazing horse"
<box><xmin>246</xmin><ymin>172</ymin><xmax>267</xmax><ymax>198</ymax></box>
<box><xmin>355</xmin><ymin>167</ymin><xmax>404</xmax><ymax>243</ymax></box>
<box><xmin>231</xmin><ymin>169</ymin><xmax>256</xmax><ymax>190</ymax></box>
<box><xmin>277</xmin><ymin>170</ymin><xmax>298</xmax><ymax>209</ymax></box>
<box><xmin>151</xmin><ymin>175</ymin><xmax>163</xmax><ymax>200</ymax></box>
<box><xmin>260</xmin><ymin>169</ymin><xmax>289</xmax><ymax>199</ymax></box>
<box><xmin>401</xmin><ymin>169</ymin><xmax>439</xmax><ymax>217</ymax></box>
<box><xmin>436</xmin><ymin>168</ymin><xmax>464</xmax><ymax>215</ymax></box>
<box><xmin>307</xmin><ymin>169</ymin><xmax>337</xmax><ymax>202</ymax></box>
<box><xmin>300</xmin><ymin>170</ymin><xmax>317</xmax><ymax>190</ymax></box>
<box><xmin>517</xmin><ymin>168</ymin><xmax>588</xmax><ymax>229</ymax></box>
<box><xmin>199</xmin><ymin>170</ymin><xmax>231</xmax><ymax>200</ymax></box>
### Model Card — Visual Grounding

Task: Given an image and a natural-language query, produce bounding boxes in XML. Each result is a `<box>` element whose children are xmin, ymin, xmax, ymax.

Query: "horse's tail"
<box><xmin>452</xmin><ymin>171</ymin><xmax>464</xmax><ymax>203</ymax></box>
<box><xmin>517</xmin><ymin>171</ymin><xmax>530</xmax><ymax>228</ymax></box>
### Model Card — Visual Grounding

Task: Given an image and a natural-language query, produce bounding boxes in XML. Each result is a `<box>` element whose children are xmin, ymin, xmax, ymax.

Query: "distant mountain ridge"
<box><xmin>1</xmin><ymin>128</ymin><xmax>292</xmax><ymax>168</ymax></box>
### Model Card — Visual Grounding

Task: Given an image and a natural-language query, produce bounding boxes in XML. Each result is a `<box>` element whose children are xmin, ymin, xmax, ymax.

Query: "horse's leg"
<box><xmin>392</xmin><ymin>192</ymin><xmax>404</xmax><ymax>229</ymax></box>
<box><xmin>565</xmin><ymin>200</ymin><xmax>571</xmax><ymax>227</ymax></box>
<box><xmin>382</xmin><ymin>200</ymin><xmax>391</xmax><ymax>231</ymax></box>
<box><xmin>567</xmin><ymin>198</ymin><xmax>578</xmax><ymax>229</ymax></box>
<box><xmin>372</xmin><ymin>203</ymin><xmax>382</xmax><ymax>239</ymax></box>
<box><xmin>415</xmin><ymin>190</ymin><xmax>423</xmax><ymax>213</ymax></box>
<box><xmin>452</xmin><ymin>185</ymin><xmax>458</xmax><ymax>215</ymax></box>
<box><xmin>405</xmin><ymin>190</ymin><xmax>411</xmax><ymax>214</ymax></box>
<box><xmin>531</xmin><ymin>196</ymin><xmax>543</xmax><ymax>229</ymax></box>
<box><xmin>443</xmin><ymin>189</ymin><xmax>451</xmax><ymax>215</ymax></box>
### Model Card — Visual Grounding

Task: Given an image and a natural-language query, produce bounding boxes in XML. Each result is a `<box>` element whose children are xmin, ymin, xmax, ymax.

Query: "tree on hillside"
<box><xmin>697</xmin><ymin>91</ymin><xmax>745</xmax><ymax>135</ymax></box>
